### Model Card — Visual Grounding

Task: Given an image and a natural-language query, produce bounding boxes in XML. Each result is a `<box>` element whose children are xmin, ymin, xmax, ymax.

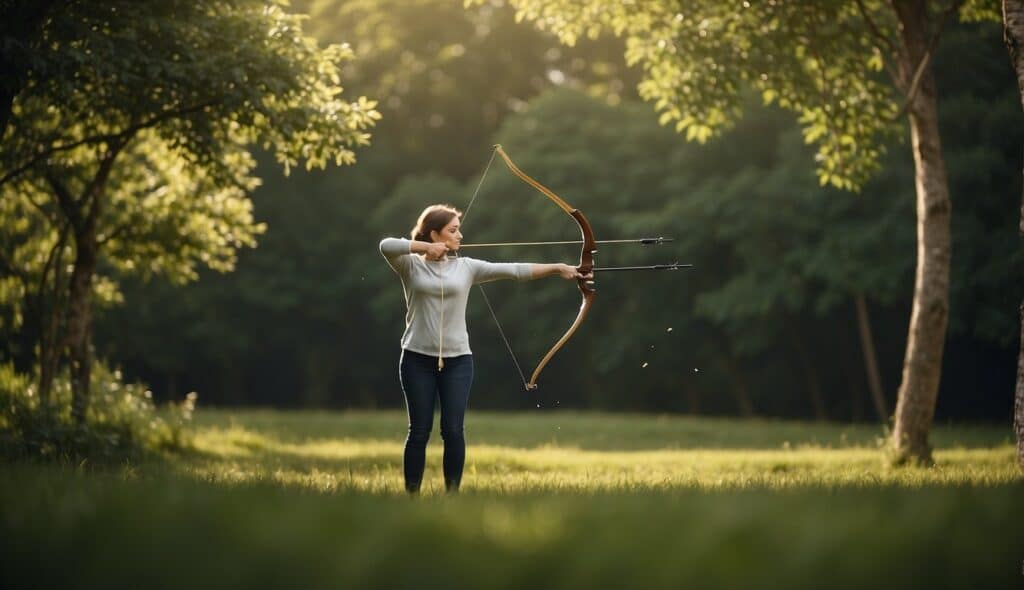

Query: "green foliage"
<box><xmin>958</xmin><ymin>0</ymin><xmax>1002</xmax><ymax>23</ymax></box>
<box><xmin>468</xmin><ymin>0</ymin><xmax>903</xmax><ymax>190</ymax></box>
<box><xmin>1</xmin><ymin>0</ymin><xmax>381</xmax><ymax>282</ymax></box>
<box><xmin>2</xmin><ymin>0</ymin><xmax>380</xmax><ymax>178</ymax></box>
<box><xmin>302</xmin><ymin>0</ymin><xmax>643</xmax><ymax>178</ymax></box>
<box><xmin>2</xmin><ymin>136</ymin><xmax>266</xmax><ymax>310</ymax></box>
<box><xmin>0</xmin><ymin>361</ymin><xmax>197</xmax><ymax>463</ymax></box>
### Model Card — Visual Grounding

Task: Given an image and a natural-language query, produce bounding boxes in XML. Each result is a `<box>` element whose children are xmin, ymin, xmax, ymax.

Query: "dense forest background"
<box><xmin>11</xmin><ymin>1</ymin><xmax>1017</xmax><ymax>422</ymax></box>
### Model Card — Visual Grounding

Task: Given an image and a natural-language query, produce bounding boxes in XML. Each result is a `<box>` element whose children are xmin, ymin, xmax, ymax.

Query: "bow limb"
<box><xmin>494</xmin><ymin>145</ymin><xmax>597</xmax><ymax>391</ymax></box>
<box><xmin>526</xmin><ymin>290</ymin><xmax>595</xmax><ymax>390</ymax></box>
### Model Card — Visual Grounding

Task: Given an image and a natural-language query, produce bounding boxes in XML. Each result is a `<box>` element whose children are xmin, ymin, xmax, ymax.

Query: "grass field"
<box><xmin>2</xmin><ymin>409</ymin><xmax>1022</xmax><ymax>589</ymax></box>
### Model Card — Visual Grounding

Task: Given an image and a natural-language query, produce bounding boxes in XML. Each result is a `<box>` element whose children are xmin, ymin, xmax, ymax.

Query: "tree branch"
<box><xmin>97</xmin><ymin>220</ymin><xmax>132</xmax><ymax>247</ymax></box>
<box><xmin>855</xmin><ymin>0</ymin><xmax>899</xmax><ymax>56</ymax></box>
<box><xmin>44</xmin><ymin>168</ymin><xmax>83</xmax><ymax>231</ymax></box>
<box><xmin>23</xmin><ymin>189</ymin><xmax>60</xmax><ymax>226</ymax></box>
<box><xmin>0</xmin><ymin>97</ymin><xmax>222</xmax><ymax>189</ymax></box>
<box><xmin>891</xmin><ymin>0</ymin><xmax>965</xmax><ymax>119</ymax></box>
<box><xmin>81</xmin><ymin>136</ymin><xmax>127</xmax><ymax>233</ymax></box>
<box><xmin>37</xmin><ymin>221</ymin><xmax>71</xmax><ymax>309</ymax></box>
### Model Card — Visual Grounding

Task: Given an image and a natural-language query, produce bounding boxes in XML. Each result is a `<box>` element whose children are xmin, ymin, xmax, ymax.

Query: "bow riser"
<box><xmin>570</xmin><ymin>209</ymin><xmax>597</xmax><ymax>296</ymax></box>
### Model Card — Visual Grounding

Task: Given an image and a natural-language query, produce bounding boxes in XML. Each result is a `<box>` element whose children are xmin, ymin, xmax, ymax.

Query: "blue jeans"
<box><xmin>399</xmin><ymin>349</ymin><xmax>474</xmax><ymax>493</ymax></box>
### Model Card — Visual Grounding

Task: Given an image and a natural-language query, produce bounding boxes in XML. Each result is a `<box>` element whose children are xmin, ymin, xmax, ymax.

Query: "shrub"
<box><xmin>0</xmin><ymin>360</ymin><xmax>197</xmax><ymax>463</ymax></box>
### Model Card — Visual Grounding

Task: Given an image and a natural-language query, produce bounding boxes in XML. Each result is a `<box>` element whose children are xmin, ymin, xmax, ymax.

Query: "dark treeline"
<box><xmin>73</xmin><ymin>4</ymin><xmax>1023</xmax><ymax>423</ymax></box>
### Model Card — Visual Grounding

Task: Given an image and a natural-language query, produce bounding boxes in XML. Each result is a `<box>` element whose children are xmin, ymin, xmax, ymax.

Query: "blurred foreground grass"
<box><xmin>2</xmin><ymin>409</ymin><xmax>1022</xmax><ymax>589</ymax></box>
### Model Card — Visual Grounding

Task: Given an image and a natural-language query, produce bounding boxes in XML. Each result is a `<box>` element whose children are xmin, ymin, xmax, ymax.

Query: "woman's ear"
<box><xmin>428</xmin><ymin>229</ymin><xmax>439</xmax><ymax>243</ymax></box>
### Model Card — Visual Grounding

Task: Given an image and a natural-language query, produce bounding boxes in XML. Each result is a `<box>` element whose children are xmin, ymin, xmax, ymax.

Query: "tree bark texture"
<box><xmin>53</xmin><ymin>141</ymin><xmax>120</xmax><ymax>425</ymax></box>
<box><xmin>1002</xmin><ymin>0</ymin><xmax>1024</xmax><ymax>470</ymax></box>
<box><xmin>889</xmin><ymin>0</ymin><xmax>953</xmax><ymax>465</ymax></box>
<box><xmin>66</xmin><ymin>228</ymin><xmax>96</xmax><ymax>424</ymax></box>
<box><xmin>36</xmin><ymin>224</ymin><xmax>71</xmax><ymax>409</ymax></box>
<box><xmin>854</xmin><ymin>293</ymin><xmax>889</xmax><ymax>422</ymax></box>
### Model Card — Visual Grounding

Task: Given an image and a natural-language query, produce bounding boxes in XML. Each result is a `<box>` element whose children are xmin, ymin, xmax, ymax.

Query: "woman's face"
<box><xmin>430</xmin><ymin>216</ymin><xmax>462</xmax><ymax>251</ymax></box>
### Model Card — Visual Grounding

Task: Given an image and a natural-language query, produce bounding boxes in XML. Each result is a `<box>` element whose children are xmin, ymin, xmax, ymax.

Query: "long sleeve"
<box><xmin>379</xmin><ymin>237</ymin><xmax>413</xmax><ymax>276</ymax></box>
<box><xmin>465</xmin><ymin>257</ymin><xmax>533</xmax><ymax>284</ymax></box>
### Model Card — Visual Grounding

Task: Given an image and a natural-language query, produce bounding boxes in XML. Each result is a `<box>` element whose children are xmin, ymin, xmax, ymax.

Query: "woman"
<box><xmin>379</xmin><ymin>204</ymin><xmax>588</xmax><ymax>494</ymax></box>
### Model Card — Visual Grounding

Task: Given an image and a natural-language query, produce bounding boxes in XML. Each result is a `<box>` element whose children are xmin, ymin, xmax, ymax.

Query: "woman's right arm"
<box><xmin>379</xmin><ymin>238</ymin><xmax>449</xmax><ymax>273</ymax></box>
<box><xmin>409</xmin><ymin>241</ymin><xmax>449</xmax><ymax>259</ymax></box>
<box><xmin>380</xmin><ymin>238</ymin><xmax>447</xmax><ymax>258</ymax></box>
<box><xmin>379</xmin><ymin>237</ymin><xmax>412</xmax><ymax>256</ymax></box>
<box><xmin>379</xmin><ymin>238</ymin><xmax>413</xmax><ymax>275</ymax></box>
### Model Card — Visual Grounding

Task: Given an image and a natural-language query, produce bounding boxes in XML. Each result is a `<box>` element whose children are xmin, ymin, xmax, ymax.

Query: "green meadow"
<box><xmin>2</xmin><ymin>409</ymin><xmax>1021</xmax><ymax>589</ymax></box>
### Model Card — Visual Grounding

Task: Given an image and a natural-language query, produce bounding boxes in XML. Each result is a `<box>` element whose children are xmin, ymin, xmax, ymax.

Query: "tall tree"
<box><xmin>1002</xmin><ymin>0</ymin><xmax>1024</xmax><ymax>469</ymax></box>
<box><xmin>472</xmin><ymin>0</ymin><xmax>1000</xmax><ymax>464</ymax></box>
<box><xmin>0</xmin><ymin>0</ymin><xmax>378</xmax><ymax>422</ymax></box>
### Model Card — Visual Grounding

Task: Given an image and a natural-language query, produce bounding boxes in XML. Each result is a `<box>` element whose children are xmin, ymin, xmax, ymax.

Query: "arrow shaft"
<box><xmin>458</xmin><ymin>237</ymin><xmax>672</xmax><ymax>248</ymax></box>
<box><xmin>591</xmin><ymin>264</ymin><xmax>693</xmax><ymax>272</ymax></box>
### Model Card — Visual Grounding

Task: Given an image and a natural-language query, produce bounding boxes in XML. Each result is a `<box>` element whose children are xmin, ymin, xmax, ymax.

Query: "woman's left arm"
<box><xmin>468</xmin><ymin>259</ymin><xmax>591</xmax><ymax>284</ymax></box>
<box><xmin>530</xmin><ymin>263</ymin><xmax>590</xmax><ymax>281</ymax></box>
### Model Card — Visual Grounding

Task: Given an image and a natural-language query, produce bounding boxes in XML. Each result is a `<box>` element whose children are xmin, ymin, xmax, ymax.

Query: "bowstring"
<box><xmin>476</xmin><ymin>282</ymin><xmax>529</xmax><ymax>388</ymax></box>
<box><xmin>460</xmin><ymin>145</ymin><xmax>498</xmax><ymax>225</ymax></box>
<box><xmin>460</xmin><ymin>145</ymin><xmax>530</xmax><ymax>389</ymax></box>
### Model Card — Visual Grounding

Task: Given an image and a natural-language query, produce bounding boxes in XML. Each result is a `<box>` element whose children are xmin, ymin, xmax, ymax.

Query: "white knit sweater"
<box><xmin>379</xmin><ymin>237</ymin><xmax>532</xmax><ymax>357</ymax></box>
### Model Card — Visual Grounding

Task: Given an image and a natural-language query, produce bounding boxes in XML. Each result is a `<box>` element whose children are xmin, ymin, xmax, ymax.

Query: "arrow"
<box><xmin>591</xmin><ymin>263</ymin><xmax>693</xmax><ymax>272</ymax></box>
<box><xmin>457</xmin><ymin>236</ymin><xmax>673</xmax><ymax>248</ymax></box>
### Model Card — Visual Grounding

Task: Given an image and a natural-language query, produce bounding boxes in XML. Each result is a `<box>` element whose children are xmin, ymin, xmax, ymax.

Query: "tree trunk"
<box><xmin>889</xmin><ymin>0</ymin><xmax>953</xmax><ymax>466</ymax></box>
<box><xmin>854</xmin><ymin>293</ymin><xmax>889</xmax><ymax>422</ymax></box>
<box><xmin>66</xmin><ymin>227</ymin><xmax>97</xmax><ymax>424</ymax></box>
<box><xmin>49</xmin><ymin>142</ymin><xmax>120</xmax><ymax>425</ymax></box>
<box><xmin>37</xmin><ymin>224</ymin><xmax>71</xmax><ymax>409</ymax></box>
<box><xmin>1002</xmin><ymin>0</ymin><xmax>1024</xmax><ymax>470</ymax></box>
<box><xmin>37</xmin><ymin>291</ymin><xmax>62</xmax><ymax>409</ymax></box>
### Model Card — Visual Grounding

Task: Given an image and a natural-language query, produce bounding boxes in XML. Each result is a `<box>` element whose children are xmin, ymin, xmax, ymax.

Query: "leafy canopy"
<box><xmin>466</xmin><ymin>0</ymin><xmax>909</xmax><ymax>190</ymax></box>
<box><xmin>0</xmin><ymin>0</ymin><xmax>380</xmax><ymax>300</ymax></box>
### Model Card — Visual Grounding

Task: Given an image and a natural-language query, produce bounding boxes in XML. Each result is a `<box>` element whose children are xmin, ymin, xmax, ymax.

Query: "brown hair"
<box><xmin>410</xmin><ymin>204</ymin><xmax>462</xmax><ymax>242</ymax></box>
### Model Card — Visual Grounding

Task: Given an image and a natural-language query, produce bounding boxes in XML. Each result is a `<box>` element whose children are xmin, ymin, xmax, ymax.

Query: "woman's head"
<box><xmin>411</xmin><ymin>204</ymin><xmax>463</xmax><ymax>251</ymax></box>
